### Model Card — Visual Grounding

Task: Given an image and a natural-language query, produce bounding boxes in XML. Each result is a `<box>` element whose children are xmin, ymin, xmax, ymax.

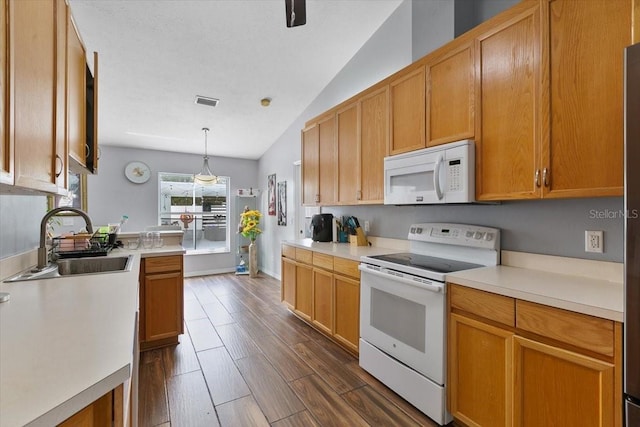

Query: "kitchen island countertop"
<box><xmin>0</xmin><ymin>245</ymin><xmax>185</xmax><ymax>427</ymax></box>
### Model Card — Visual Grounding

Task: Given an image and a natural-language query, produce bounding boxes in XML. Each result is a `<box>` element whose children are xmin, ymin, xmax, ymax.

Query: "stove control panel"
<box><xmin>408</xmin><ymin>223</ymin><xmax>500</xmax><ymax>250</ymax></box>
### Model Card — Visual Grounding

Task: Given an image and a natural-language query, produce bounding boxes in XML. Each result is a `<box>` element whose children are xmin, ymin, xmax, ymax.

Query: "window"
<box><xmin>158</xmin><ymin>172</ymin><xmax>230</xmax><ymax>253</ymax></box>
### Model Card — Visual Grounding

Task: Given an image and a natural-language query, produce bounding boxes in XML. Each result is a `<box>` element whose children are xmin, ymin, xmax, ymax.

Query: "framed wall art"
<box><xmin>268</xmin><ymin>173</ymin><xmax>276</xmax><ymax>216</ymax></box>
<box><xmin>277</xmin><ymin>181</ymin><xmax>287</xmax><ymax>226</ymax></box>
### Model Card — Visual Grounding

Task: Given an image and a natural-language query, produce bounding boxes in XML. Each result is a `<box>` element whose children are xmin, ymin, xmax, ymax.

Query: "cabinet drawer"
<box><xmin>144</xmin><ymin>255</ymin><xmax>183</xmax><ymax>274</ymax></box>
<box><xmin>515</xmin><ymin>300</ymin><xmax>614</xmax><ymax>357</ymax></box>
<box><xmin>296</xmin><ymin>248</ymin><xmax>313</xmax><ymax>264</ymax></box>
<box><xmin>282</xmin><ymin>244</ymin><xmax>296</xmax><ymax>259</ymax></box>
<box><xmin>333</xmin><ymin>257</ymin><xmax>360</xmax><ymax>279</ymax></box>
<box><xmin>313</xmin><ymin>252</ymin><xmax>333</xmax><ymax>270</ymax></box>
<box><xmin>449</xmin><ymin>284</ymin><xmax>515</xmax><ymax>327</ymax></box>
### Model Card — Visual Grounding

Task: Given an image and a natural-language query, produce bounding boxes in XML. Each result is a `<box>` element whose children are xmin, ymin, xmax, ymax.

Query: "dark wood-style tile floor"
<box><xmin>139</xmin><ymin>273</ymin><xmax>440</xmax><ymax>427</ymax></box>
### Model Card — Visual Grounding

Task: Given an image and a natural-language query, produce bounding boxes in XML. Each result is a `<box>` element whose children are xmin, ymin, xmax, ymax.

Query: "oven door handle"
<box><xmin>359</xmin><ymin>265</ymin><xmax>443</xmax><ymax>293</ymax></box>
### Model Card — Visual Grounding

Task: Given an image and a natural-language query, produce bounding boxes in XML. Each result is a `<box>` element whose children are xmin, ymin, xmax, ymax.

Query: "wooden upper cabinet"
<box><xmin>475</xmin><ymin>2</ymin><xmax>541</xmax><ymax>201</ymax></box>
<box><xmin>54</xmin><ymin>0</ymin><xmax>68</xmax><ymax>191</ymax></box>
<box><xmin>426</xmin><ymin>41</ymin><xmax>474</xmax><ymax>147</ymax></box>
<box><xmin>337</xmin><ymin>102</ymin><xmax>359</xmax><ymax>204</ymax></box>
<box><xmin>359</xmin><ymin>86</ymin><xmax>389</xmax><ymax>204</ymax></box>
<box><xmin>318</xmin><ymin>114</ymin><xmax>337</xmax><ymax>205</ymax></box>
<box><xmin>10</xmin><ymin>0</ymin><xmax>59</xmax><ymax>193</ymax></box>
<box><xmin>389</xmin><ymin>67</ymin><xmax>425</xmax><ymax>155</ymax></box>
<box><xmin>302</xmin><ymin>114</ymin><xmax>336</xmax><ymax>206</ymax></box>
<box><xmin>67</xmin><ymin>12</ymin><xmax>87</xmax><ymax>172</ymax></box>
<box><xmin>0</xmin><ymin>0</ymin><xmax>9</xmax><ymax>185</ymax></box>
<box><xmin>301</xmin><ymin>124</ymin><xmax>319</xmax><ymax>205</ymax></box>
<box><xmin>543</xmin><ymin>0</ymin><xmax>631</xmax><ymax>198</ymax></box>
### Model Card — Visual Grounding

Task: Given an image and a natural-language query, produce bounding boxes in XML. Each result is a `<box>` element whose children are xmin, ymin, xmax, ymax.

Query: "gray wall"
<box><xmin>87</xmin><ymin>145</ymin><xmax>258</xmax><ymax>275</ymax></box>
<box><xmin>0</xmin><ymin>194</ymin><xmax>47</xmax><ymax>258</ymax></box>
<box><xmin>257</xmin><ymin>0</ymin><xmax>627</xmax><ymax>279</ymax></box>
<box><xmin>257</xmin><ymin>0</ymin><xmax>415</xmax><ymax>277</ymax></box>
<box><xmin>454</xmin><ymin>0</ymin><xmax>519</xmax><ymax>37</ymax></box>
<box><xmin>411</xmin><ymin>0</ymin><xmax>455</xmax><ymax>61</ymax></box>
<box><xmin>324</xmin><ymin>197</ymin><xmax>624</xmax><ymax>262</ymax></box>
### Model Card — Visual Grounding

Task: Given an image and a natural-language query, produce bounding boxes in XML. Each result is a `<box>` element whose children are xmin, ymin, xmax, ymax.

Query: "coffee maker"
<box><xmin>310</xmin><ymin>213</ymin><xmax>333</xmax><ymax>242</ymax></box>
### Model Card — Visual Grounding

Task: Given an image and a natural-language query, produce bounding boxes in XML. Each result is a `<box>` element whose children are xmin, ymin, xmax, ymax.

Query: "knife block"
<box><xmin>349</xmin><ymin>227</ymin><xmax>368</xmax><ymax>246</ymax></box>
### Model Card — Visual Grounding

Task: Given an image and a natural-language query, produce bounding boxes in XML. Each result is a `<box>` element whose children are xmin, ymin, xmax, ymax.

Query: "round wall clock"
<box><xmin>124</xmin><ymin>161</ymin><xmax>151</xmax><ymax>184</ymax></box>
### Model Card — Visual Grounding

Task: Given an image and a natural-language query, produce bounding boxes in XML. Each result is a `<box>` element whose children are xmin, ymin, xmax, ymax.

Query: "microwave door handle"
<box><xmin>434</xmin><ymin>154</ymin><xmax>444</xmax><ymax>200</ymax></box>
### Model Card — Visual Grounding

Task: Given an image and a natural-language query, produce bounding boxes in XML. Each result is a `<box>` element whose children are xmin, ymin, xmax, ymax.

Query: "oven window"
<box><xmin>371</xmin><ymin>288</ymin><xmax>426</xmax><ymax>352</ymax></box>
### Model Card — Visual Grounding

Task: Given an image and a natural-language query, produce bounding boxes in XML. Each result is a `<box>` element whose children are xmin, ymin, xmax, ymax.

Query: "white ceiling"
<box><xmin>68</xmin><ymin>0</ymin><xmax>403</xmax><ymax>160</ymax></box>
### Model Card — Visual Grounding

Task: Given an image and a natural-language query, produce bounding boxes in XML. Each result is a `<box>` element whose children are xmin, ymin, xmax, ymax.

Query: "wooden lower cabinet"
<box><xmin>295</xmin><ymin>263</ymin><xmax>313</xmax><ymax>321</ymax></box>
<box><xmin>281</xmin><ymin>256</ymin><xmax>296</xmax><ymax>309</ymax></box>
<box><xmin>513</xmin><ymin>336</ymin><xmax>615</xmax><ymax>427</ymax></box>
<box><xmin>333</xmin><ymin>273</ymin><xmax>360</xmax><ymax>353</ymax></box>
<box><xmin>312</xmin><ymin>268</ymin><xmax>333</xmax><ymax>335</ymax></box>
<box><xmin>140</xmin><ymin>255</ymin><xmax>184</xmax><ymax>351</ymax></box>
<box><xmin>58</xmin><ymin>384</ymin><xmax>123</xmax><ymax>427</ymax></box>
<box><xmin>448</xmin><ymin>283</ymin><xmax>622</xmax><ymax>427</ymax></box>
<box><xmin>281</xmin><ymin>244</ymin><xmax>361</xmax><ymax>354</ymax></box>
<box><xmin>448</xmin><ymin>313</ymin><xmax>513</xmax><ymax>427</ymax></box>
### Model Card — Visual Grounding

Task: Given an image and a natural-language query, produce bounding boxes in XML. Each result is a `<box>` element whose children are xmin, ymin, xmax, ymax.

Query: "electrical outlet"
<box><xmin>585</xmin><ymin>230</ymin><xmax>604</xmax><ymax>253</ymax></box>
<box><xmin>364</xmin><ymin>220</ymin><xmax>370</xmax><ymax>233</ymax></box>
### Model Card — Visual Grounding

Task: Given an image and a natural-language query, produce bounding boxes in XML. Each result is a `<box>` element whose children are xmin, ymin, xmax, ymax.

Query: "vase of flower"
<box><xmin>239</xmin><ymin>207</ymin><xmax>262</xmax><ymax>278</ymax></box>
<box><xmin>249</xmin><ymin>239</ymin><xmax>258</xmax><ymax>277</ymax></box>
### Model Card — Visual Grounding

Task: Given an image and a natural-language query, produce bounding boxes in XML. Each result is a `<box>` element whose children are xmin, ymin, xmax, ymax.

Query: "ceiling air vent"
<box><xmin>195</xmin><ymin>95</ymin><xmax>219</xmax><ymax>108</ymax></box>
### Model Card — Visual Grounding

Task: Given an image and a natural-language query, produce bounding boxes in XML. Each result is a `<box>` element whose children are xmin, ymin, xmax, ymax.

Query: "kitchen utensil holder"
<box><xmin>349</xmin><ymin>227</ymin><xmax>368</xmax><ymax>246</ymax></box>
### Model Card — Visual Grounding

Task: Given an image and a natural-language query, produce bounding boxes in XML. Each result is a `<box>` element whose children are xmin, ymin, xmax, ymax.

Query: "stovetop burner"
<box><xmin>368</xmin><ymin>253</ymin><xmax>483</xmax><ymax>274</ymax></box>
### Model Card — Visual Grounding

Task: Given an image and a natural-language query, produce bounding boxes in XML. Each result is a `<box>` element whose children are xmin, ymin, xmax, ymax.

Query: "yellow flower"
<box><xmin>239</xmin><ymin>209</ymin><xmax>262</xmax><ymax>240</ymax></box>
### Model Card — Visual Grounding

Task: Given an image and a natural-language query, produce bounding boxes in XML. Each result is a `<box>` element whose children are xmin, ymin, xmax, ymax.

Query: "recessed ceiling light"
<box><xmin>261</xmin><ymin>97</ymin><xmax>272</xmax><ymax>107</ymax></box>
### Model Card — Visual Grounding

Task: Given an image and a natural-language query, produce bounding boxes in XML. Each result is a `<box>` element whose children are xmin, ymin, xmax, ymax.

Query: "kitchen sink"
<box><xmin>4</xmin><ymin>255</ymin><xmax>134</xmax><ymax>282</ymax></box>
<box><xmin>57</xmin><ymin>256</ymin><xmax>133</xmax><ymax>275</ymax></box>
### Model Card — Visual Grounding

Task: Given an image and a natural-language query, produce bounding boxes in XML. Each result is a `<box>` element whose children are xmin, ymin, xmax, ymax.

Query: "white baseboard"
<box><xmin>184</xmin><ymin>267</ymin><xmax>235</xmax><ymax>278</ymax></box>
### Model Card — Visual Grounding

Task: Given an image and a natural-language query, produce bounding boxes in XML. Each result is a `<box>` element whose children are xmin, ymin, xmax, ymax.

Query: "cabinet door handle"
<box><xmin>85</xmin><ymin>144</ymin><xmax>91</xmax><ymax>159</ymax></box>
<box><xmin>55</xmin><ymin>155</ymin><xmax>63</xmax><ymax>178</ymax></box>
<box><xmin>535</xmin><ymin>169</ymin><xmax>541</xmax><ymax>188</ymax></box>
<box><xmin>315</xmin><ymin>194</ymin><xmax>320</xmax><ymax>203</ymax></box>
<box><xmin>356</xmin><ymin>190</ymin><xmax>362</xmax><ymax>201</ymax></box>
<box><xmin>543</xmin><ymin>168</ymin><xmax>550</xmax><ymax>187</ymax></box>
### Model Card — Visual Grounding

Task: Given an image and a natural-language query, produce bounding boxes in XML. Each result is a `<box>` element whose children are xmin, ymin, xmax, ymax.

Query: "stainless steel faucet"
<box><xmin>38</xmin><ymin>207</ymin><xmax>94</xmax><ymax>270</ymax></box>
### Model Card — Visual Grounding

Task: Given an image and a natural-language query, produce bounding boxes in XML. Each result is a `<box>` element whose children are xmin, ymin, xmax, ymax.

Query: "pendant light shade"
<box><xmin>194</xmin><ymin>127</ymin><xmax>218</xmax><ymax>185</ymax></box>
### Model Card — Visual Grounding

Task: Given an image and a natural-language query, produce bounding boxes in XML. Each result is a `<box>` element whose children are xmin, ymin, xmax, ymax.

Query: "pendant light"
<box><xmin>194</xmin><ymin>127</ymin><xmax>218</xmax><ymax>185</ymax></box>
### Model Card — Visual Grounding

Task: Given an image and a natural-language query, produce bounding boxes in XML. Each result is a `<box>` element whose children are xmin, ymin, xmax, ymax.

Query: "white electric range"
<box><xmin>359</xmin><ymin>223</ymin><xmax>500</xmax><ymax>425</ymax></box>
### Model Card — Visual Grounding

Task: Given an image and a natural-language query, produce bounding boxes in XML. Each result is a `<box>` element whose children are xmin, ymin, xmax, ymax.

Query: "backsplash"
<box><xmin>0</xmin><ymin>194</ymin><xmax>47</xmax><ymax>259</ymax></box>
<box><xmin>324</xmin><ymin>197</ymin><xmax>625</xmax><ymax>263</ymax></box>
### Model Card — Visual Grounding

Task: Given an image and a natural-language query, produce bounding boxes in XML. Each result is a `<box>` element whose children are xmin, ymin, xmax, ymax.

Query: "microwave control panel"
<box><xmin>447</xmin><ymin>159</ymin><xmax>462</xmax><ymax>191</ymax></box>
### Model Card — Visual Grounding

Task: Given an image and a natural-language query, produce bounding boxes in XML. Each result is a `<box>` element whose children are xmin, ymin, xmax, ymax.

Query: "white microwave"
<box><xmin>384</xmin><ymin>140</ymin><xmax>475</xmax><ymax>205</ymax></box>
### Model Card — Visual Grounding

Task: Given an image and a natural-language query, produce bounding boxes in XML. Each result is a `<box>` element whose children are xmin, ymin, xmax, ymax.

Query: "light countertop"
<box><xmin>282</xmin><ymin>239</ymin><xmax>400</xmax><ymax>262</ymax></box>
<box><xmin>446</xmin><ymin>265</ymin><xmax>624</xmax><ymax>322</ymax></box>
<box><xmin>0</xmin><ymin>245</ymin><xmax>184</xmax><ymax>426</ymax></box>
